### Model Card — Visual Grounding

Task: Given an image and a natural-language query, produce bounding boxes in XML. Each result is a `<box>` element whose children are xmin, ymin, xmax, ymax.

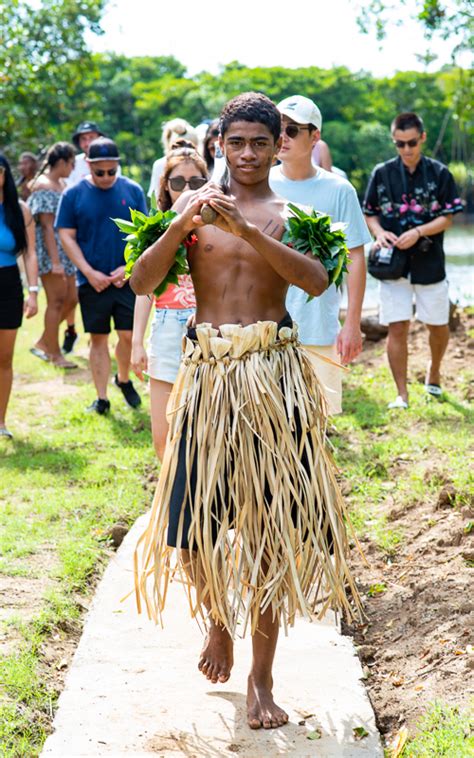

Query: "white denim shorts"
<box><xmin>379</xmin><ymin>277</ymin><xmax>450</xmax><ymax>326</ymax></box>
<box><xmin>147</xmin><ymin>307</ymin><xmax>195</xmax><ymax>383</ymax></box>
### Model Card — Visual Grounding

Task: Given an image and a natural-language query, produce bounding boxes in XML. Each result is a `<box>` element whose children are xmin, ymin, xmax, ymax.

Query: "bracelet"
<box><xmin>28</xmin><ymin>285</ymin><xmax>39</xmax><ymax>293</ymax></box>
<box><xmin>415</xmin><ymin>228</ymin><xmax>421</xmax><ymax>239</ymax></box>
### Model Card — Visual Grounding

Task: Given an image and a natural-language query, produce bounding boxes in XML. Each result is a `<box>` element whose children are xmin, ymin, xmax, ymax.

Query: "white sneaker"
<box><xmin>388</xmin><ymin>395</ymin><xmax>408</xmax><ymax>410</ymax></box>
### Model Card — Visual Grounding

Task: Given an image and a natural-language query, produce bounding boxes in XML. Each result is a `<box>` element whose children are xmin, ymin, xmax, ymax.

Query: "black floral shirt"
<box><xmin>363</xmin><ymin>156</ymin><xmax>463</xmax><ymax>284</ymax></box>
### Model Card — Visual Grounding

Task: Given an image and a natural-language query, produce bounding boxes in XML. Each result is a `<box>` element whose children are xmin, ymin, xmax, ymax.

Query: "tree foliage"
<box><xmin>1</xmin><ymin>0</ymin><xmax>471</xmax><ymax>199</ymax></box>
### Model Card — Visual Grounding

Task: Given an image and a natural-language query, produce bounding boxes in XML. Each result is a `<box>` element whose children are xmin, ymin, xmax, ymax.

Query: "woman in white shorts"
<box><xmin>131</xmin><ymin>147</ymin><xmax>208</xmax><ymax>460</ymax></box>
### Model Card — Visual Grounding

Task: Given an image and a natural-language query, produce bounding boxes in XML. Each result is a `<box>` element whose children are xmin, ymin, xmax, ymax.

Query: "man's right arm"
<box><xmin>59</xmin><ymin>228</ymin><xmax>111</xmax><ymax>292</ymax></box>
<box><xmin>130</xmin><ymin>218</ymin><xmax>190</xmax><ymax>295</ymax></box>
<box><xmin>364</xmin><ymin>215</ymin><xmax>399</xmax><ymax>248</ymax></box>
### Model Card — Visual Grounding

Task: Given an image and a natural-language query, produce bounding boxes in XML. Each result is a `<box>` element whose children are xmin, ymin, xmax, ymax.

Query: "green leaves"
<box><xmin>282</xmin><ymin>203</ymin><xmax>350</xmax><ymax>299</ymax></box>
<box><xmin>112</xmin><ymin>208</ymin><xmax>189</xmax><ymax>298</ymax></box>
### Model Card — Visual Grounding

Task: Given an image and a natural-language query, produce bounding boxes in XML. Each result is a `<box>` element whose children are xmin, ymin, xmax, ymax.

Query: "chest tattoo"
<box><xmin>262</xmin><ymin>219</ymin><xmax>282</xmax><ymax>238</ymax></box>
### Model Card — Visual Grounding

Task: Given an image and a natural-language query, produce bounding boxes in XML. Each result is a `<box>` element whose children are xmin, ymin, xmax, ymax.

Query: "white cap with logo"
<box><xmin>277</xmin><ymin>95</ymin><xmax>322</xmax><ymax>130</ymax></box>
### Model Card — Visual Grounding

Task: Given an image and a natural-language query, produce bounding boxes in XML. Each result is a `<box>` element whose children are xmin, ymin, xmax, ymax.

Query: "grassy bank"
<box><xmin>0</xmin><ymin>298</ymin><xmax>473</xmax><ymax>756</ymax></box>
<box><xmin>0</xmin><ymin>296</ymin><xmax>156</xmax><ymax>756</ymax></box>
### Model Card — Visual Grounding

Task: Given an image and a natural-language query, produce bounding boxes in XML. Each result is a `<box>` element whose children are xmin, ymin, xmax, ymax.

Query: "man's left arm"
<box><xmin>396</xmin><ymin>215</ymin><xmax>453</xmax><ymax>249</ymax></box>
<box><xmin>335</xmin><ymin>183</ymin><xmax>371</xmax><ymax>363</ymax></box>
<box><xmin>336</xmin><ymin>245</ymin><xmax>365</xmax><ymax>364</ymax></box>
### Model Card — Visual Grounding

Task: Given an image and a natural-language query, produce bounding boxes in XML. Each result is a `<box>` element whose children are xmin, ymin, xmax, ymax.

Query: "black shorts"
<box><xmin>78</xmin><ymin>281</ymin><xmax>135</xmax><ymax>334</ymax></box>
<box><xmin>0</xmin><ymin>265</ymin><xmax>23</xmax><ymax>329</ymax></box>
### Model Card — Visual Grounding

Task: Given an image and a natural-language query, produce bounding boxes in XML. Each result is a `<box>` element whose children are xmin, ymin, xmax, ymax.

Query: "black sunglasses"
<box><xmin>92</xmin><ymin>167</ymin><xmax>118</xmax><ymax>177</ymax></box>
<box><xmin>393</xmin><ymin>138</ymin><xmax>420</xmax><ymax>149</ymax></box>
<box><xmin>282</xmin><ymin>124</ymin><xmax>312</xmax><ymax>139</ymax></box>
<box><xmin>169</xmin><ymin>175</ymin><xmax>207</xmax><ymax>191</ymax></box>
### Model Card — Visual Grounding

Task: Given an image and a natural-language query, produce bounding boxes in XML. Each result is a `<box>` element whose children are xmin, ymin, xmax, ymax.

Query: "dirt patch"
<box><xmin>344</xmin><ymin>308</ymin><xmax>474</xmax><ymax>744</ymax></box>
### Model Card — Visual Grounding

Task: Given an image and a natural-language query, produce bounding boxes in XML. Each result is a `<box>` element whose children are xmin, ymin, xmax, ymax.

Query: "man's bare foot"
<box><xmin>247</xmin><ymin>674</ymin><xmax>289</xmax><ymax>729</ymax></box>
<box><xmin>198</xmin><ymin>622</ymin><xmax>233</xmax><ymax>684</ymax></box>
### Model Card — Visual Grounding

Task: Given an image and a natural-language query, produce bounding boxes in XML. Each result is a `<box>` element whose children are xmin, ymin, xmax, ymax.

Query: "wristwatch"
<box><xmin>28</xmin><ymin>285</ymin><xmax>39</xmax><ymax>292</ymax></box>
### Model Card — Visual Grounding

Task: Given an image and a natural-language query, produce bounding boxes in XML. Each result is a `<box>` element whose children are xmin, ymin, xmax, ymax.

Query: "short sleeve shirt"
<box><xmin>55</xmin><ymin>176</ymin><xmax>147</xmax><ymax>286</ymax></box>
<box><xmin>269</xmin><ymin>165</ymin><xmax>371</xmax><ymax>346</ymax></box>
<box><xmin>363</xmin><ymin>156</ymin><xmax>463</xmax><ymax>283</ymax></box>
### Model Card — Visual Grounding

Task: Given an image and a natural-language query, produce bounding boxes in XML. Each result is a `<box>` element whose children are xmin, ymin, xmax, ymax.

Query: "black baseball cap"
<box><xmin>87</xmin><ymin>137</ymin><xmax>120</xmax><ymax>162</ymax></box>
<box><xmin>72</xmin><ymin>121</ymin><xmax>104</xmax><ymax>149</ymax></box>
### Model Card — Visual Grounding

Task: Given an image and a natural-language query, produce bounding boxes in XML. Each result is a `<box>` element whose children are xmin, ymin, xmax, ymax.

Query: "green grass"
<box><xmin>402</xmin><ymin>701</ymin><xmax>474</xmax><ymax>757</ymax></box>
<box><xmin>0</xmin><ymin>293</ymin><xmax>155</xmax><ymax>756</ymax></box>
<box><xmin>1</xmin><ymin>296</ymin><xmax>473</xmax><ymax>755</ymax></box>
<box><xmin>333</xmin><ymin>360</ymin><xmax>473</xmax><ymax>552</ymax></box>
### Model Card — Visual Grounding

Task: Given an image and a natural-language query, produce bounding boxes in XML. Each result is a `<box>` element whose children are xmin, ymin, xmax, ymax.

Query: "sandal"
<box><xmin>425</xmin><ymin>383</ymin><xmax>442</xmax><ymax>398</ymax></box>
<box><xmin>0</xmin><ymin>428</ymin><xmax>13</xmax><ymax>439</ymax></box>
<box><xmin>52</xmin><ymin>357</ymin><xmax>78</xmax><ymax>370</ymax></box>
<box><xmin>388</xmin><ymin>395</ymin><xmax>408</xmax><ymax>410</ymax></box>
<box><xmin>30</xmin><ymin>346</ymin><xmax>50</xmax><ymax>362</ymax></box>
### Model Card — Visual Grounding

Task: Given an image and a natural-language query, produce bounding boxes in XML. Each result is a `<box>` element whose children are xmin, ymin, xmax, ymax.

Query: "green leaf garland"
<box><xmin>112</xmin><ymin>208</ymin><xmax>189</xmax><ymax>298</ymax></box>
<box><xmin>282</xmin><ymin>202</ymin><xmax>350</xmax><ymax>300</ymax></box>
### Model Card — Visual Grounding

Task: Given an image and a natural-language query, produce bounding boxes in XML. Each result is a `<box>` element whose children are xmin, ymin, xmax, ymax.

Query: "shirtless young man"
<box><xmin>131</xmin><ymin>93</ymin><xmax>358</xmax><ymax>730</ymax></box>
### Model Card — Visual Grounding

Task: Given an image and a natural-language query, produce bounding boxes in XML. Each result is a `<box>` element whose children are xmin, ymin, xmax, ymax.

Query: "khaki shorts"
<box><xmin>303</xmin><ymin>344</ymin><xmax>342</xmax><ymax>415</ymax></box>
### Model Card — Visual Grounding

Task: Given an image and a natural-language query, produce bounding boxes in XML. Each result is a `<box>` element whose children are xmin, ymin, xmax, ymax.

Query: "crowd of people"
<box><xmin>0</xmin><ymin>90</ymin><xmax>464</xmax><ymax>730</ymax></box>
<box><xmin>0</xmin><ymin>95</ymin><xmax>462</xmax><ymax>441</ymax></box>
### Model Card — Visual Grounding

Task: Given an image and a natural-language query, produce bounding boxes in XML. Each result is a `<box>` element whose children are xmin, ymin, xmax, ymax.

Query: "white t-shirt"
<box><xmin>269</xmin><ymin>165</ymin><xmax>371</xmax><ymax>346</ymax></box>
<box><xmin>148</xmin><ymin>156</ymin><xmax>166</xmax><ymax>198</ymax></box>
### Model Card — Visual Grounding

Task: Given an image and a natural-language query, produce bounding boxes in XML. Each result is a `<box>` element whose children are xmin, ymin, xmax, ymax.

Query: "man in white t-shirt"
<box><xmin>269</xmin><ymin>95</ymin><xmax>371</xmax><ymax>413</ymax></box>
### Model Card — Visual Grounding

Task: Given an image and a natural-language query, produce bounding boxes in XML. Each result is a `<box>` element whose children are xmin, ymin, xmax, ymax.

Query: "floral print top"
<box><xmin>28</xmin><ymin>189</ymin><xmax>76</xmax><ymax>277</ymax></box>
<box><xmin>363</xmin><ymin>156</ymin><xmax>463</xmax><ymax>284</ymax></box>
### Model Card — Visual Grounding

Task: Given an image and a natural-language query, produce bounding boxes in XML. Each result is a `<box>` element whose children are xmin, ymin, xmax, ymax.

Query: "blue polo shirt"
<box><xmin>55</xmin><ymin>176</ymin><xmax>147</xmax><ymax>286</ymax></box>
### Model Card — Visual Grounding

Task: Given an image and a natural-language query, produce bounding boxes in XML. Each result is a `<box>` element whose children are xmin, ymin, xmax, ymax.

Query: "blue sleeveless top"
<box><xmin>0</xmin><ymin>204</ymin><xmax>17</xmax><ymax>267</ymax></box>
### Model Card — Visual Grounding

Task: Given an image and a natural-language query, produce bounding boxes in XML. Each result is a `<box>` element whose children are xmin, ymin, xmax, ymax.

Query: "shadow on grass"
<box><xmin>342</xmin><ymin>385</ymin><xmax>389</xmax><ymax>429</ymax></box>
<box><xmin>442</xmin><ymin>394</ymin><xmax>474</xmax><ymax>423</ymax></box>
<box><xmin>95</xmin><ymin>406</ymin><xmax>152</xmax><ymax>449</ymax></box>
<box><xmin>0</xmin><ymin>439</ymin><xmax>89</xmax><ymax>474</ymax></box>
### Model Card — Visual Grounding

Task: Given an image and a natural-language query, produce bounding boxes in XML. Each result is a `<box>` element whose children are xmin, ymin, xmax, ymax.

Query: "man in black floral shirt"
<box><xmin>363</xmin><ymin>112</ymin><xmax>463</xmax><ymax>409</ymax></box>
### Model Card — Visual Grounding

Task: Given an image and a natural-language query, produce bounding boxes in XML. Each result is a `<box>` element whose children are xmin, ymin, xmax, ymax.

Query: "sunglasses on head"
<box><xmin>282</xmin><ymin>124</ymin><xmax>312</xmax><ymax>139</ymax></box>
<box><xmin>92</xmin><ymin>167</ymin><xmax>118</xmax><ymax>177</ymax></box>
<box><xmin>169</xmin><ymin>175</ymin><xmax>207</xmax><ymax>191</ymax></box>
<box><xmin>393</xmin><ymin>138</ymin><xmax>420</xmax><ymax>149</ymax></box>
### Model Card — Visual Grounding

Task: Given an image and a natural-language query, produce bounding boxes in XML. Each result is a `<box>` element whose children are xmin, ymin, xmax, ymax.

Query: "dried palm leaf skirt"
<box><xmin>135</xmin><ymin>318</ymin><xmax>361</xmax><ymax>636</ymax></box>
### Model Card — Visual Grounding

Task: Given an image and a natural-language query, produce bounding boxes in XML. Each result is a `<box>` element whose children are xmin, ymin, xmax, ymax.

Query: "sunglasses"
<box><xmin>282</xmin><ymin>124</ymin><xmax>312</xmax><ymax>139</ymax></box>
<box><xmin>169</xmin><ymin>175</ymin><xmax>207</xmax><ymax>191</ymax></box>
<box><xmin>92</xmin><ymin>167</ymin><xmax>118</xmax><ymax>177</ymax></box>
<box><xmin>393</xmin><ymin>138</ymin><xmax>420</xmax><ymax>149</ymax></box>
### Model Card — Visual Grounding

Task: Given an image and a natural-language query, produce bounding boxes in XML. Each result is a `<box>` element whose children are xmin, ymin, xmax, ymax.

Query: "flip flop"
<box><xmin>0</xmin><ymin>428</ymin><xmax>13</xmax><ymax>439</ymax></box>
<box><xmin>30</xmin><ymin>347</ymin><xmax>50</xmax><ymax>362</ymax></box>
<box><xmin>425</xmin><ymin>383</ymin><xmax>443</xmax><ymax>398</ymax></box>
<box><xmin>52</xmin><ymin>358</ymin><xmax>78</xmax><ymax>370</ymax></box>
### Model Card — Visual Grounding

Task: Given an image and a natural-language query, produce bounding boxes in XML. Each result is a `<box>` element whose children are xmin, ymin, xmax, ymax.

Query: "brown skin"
<box><xmin>131</xmin><ymin>120</ymin><xmax>328</xmax><ymax>730</ymax></box>
<box><xmin>131</xmin><ymin>121</ymin><xmax>328</xmax><ymax>323</ymax></box>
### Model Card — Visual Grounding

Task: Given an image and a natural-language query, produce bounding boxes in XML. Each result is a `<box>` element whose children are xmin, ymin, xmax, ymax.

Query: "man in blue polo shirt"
<box><xmin>56</xmin><ymin>137</ymin><xmax>147</xmax><ymax>414</ymax></box>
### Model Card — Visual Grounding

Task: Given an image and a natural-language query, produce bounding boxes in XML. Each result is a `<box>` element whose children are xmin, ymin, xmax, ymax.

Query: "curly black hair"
<box><xmin>219</xmin><ymin>92</ymin><xmax>281</xmax><ymax>143</ymax></box>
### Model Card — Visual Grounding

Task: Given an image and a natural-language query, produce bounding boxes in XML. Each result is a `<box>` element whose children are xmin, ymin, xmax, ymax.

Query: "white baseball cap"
<box><xmin>277</xmin><ymin>95</ymin><xmax>322</xmax><ymax>130</ymax></box>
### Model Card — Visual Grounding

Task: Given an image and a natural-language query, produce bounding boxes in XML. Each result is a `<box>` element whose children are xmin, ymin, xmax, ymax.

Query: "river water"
<box><xmin>341</xmin><ymin>221</ymin><xmax>474</xmax><ymax>311</ymax></box>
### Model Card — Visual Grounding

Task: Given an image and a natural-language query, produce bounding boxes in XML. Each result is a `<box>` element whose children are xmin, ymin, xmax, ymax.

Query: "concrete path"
<box><xmin>42</xmin><ymin>515</ymin><xmax>383</xmax><ymax>758</ymax></box>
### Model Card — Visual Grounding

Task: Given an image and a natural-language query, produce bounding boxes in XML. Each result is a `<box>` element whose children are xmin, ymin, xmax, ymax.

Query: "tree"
<box><xmin>0</xmin><ymin>0</ymin><xmax>106</xmax><ymax>155</ymax></box>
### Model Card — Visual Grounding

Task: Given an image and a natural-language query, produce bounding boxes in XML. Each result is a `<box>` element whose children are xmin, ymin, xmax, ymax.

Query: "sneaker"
<box><xmin>62</xmin><ymin>328</ymin><xmax>78</xmax><ymax>354</ymax></box>
<box><xmin>114</xmin><ymin>374</ymin><xmax>141</xmax><ymax>408</ymax></box>
<box><xmin>388</xmin><ymin>395</ymin><xmax>408</xmax><ymax>410</ymax></box>
<box><xmin>87</xmin><ymin>398</ymin><xmax>111</xmax><ymax>415</ymax></box>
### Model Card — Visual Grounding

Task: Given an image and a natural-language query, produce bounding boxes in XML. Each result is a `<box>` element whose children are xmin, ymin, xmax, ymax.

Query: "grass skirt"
<box><xmin>135</xmin><ymin>320</ymin><xmax>361</xmax><ymax>636</ymax></box>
